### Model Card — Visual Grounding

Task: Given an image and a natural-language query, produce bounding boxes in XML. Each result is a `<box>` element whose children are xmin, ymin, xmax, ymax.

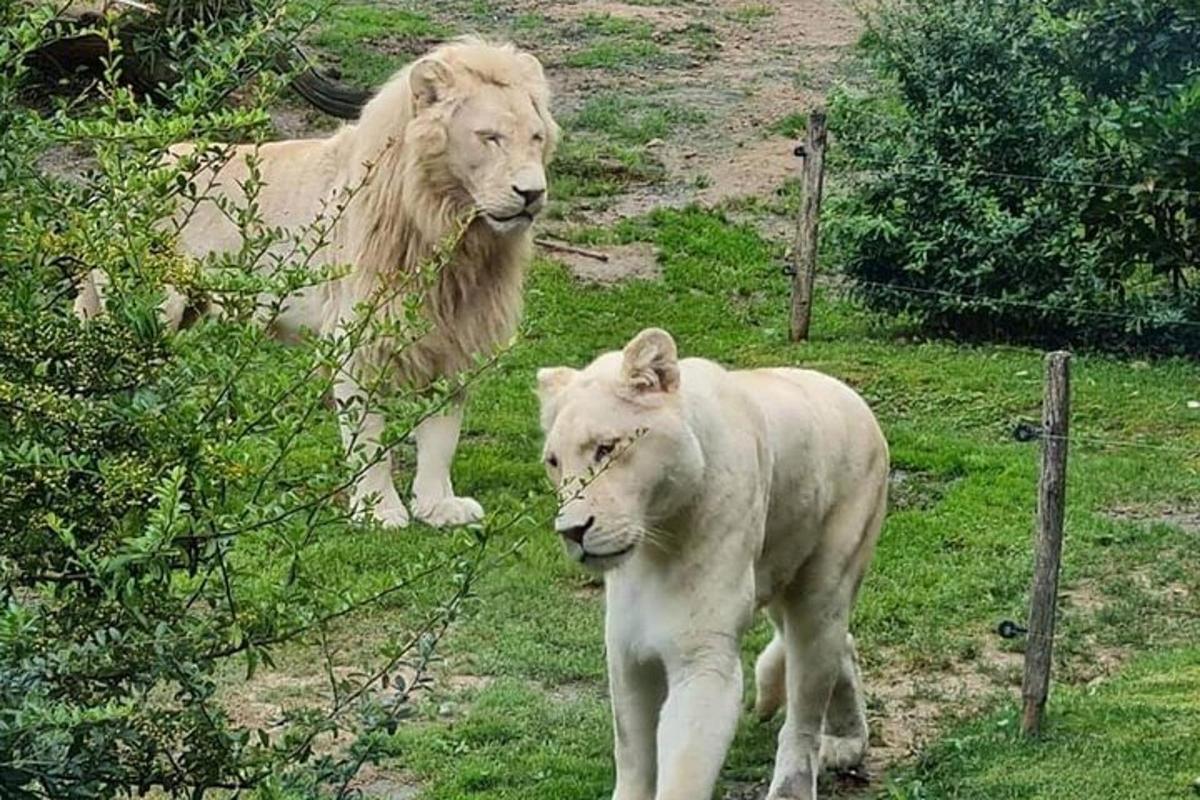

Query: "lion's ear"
<box><xmin>516</xmin><ymin>52</ymin><xmax>546</xmax><ymax>83</ymax></box>
<box><xmin>536</xmin><ymin>367</ymin><xmax>578</xmax><ymax>429</ymax></box>
<box><xmin>541</xmin><ymin>115</ymin><xmax>562</xmax><ymax>164</ymax></box>
<box><xmin>621</xmin><ymin>328</ymin><xmax>680</xmax><ymax>395</ymax></box>
<box><xmin>410</xmin><ymin>57</ymin><xmax>453</xmax><ymax>107</ymax></box>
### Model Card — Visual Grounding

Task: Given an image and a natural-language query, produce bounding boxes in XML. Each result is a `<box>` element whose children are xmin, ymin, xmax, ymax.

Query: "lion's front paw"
<box><xmin>351</xmin><ymin>494</ymin><xmax>411</xmax><ymax>529</ymax></box>
<box><xmin>413</xmin><ymin>495</ymin><xmax>484</xmax><ymax>527</ymax></box>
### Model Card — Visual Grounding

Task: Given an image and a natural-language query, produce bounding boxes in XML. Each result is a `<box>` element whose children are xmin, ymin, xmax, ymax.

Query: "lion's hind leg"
<box><xmin>73</xmin><ymin>269</ymin><xmax>189</xmax><ymax>332</ymax></box>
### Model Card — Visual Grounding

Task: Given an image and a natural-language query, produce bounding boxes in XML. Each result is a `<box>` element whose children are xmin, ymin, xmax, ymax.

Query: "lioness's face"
<box><xmin>445</xmin><ymin>89</ymin><xmax>553</xmax><ymax>234</ymax></box>
<box><xmin>537</xmin><ymin>329</ymin><xmax>704</xmax><ymax>572</ymax></box>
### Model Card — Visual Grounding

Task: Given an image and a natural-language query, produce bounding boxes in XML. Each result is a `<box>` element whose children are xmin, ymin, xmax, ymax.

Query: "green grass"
<box><xmin>305</xmin><ymin>4</ymin><xmax>451</xmax><ymax>86</ymax></box>
<box><xmin>224</xmin><ymin>204</ymin><xmax>1200</xmax><ymax>798</ymax></box>
<box><xmin>564</xmin><ymin>13</ymin><xmax>683</xmax><ymax>70</ymax></box>
<box><xmin>567</xmin><ymin>92</ymin><xmax>705</xmax><ymax>146</ymax></box>
<box><xmin>549</xmin><ymin>93</ymin><xmax>703</xmax><ymax>208</ymax></box>
<box><xmin>769</xmin><ymin>111</ymin><xmax>808</xmax><ymax>138</ymax></box>
<box><xmin>882</xmin><ymin>648</ymin><xmax>1200</xmax><ymax>799</ymax></box>
<box><xmin>725</xmin><ymin>3</ymin><xmax>777</xmax><ymax>24</ymax></box>
<box><xmin>512</xmin><ymin>12</ymin><xmax>549</xmax><ymax>32</ymax></box>
<box><xmin>549</xmin><ymin>136</ymin><xmax>664</xmax><ymax>206</ymax></box>
<box><xmin>577</xmin><ymin>13</ymin><xmax>656</xmax><ymax>39</ymax></box>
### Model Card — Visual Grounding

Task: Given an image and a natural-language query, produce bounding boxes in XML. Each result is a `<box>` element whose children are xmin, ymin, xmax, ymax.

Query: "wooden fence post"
<box><xmin>789</xmin><ymin>107</ymin><xmax>827</xmax><ymax>342</ymax></box>
<box><xmin>1021</xmin><ymin>350</ymin><xmax>1072</xmax><ymax>737</ymax></box>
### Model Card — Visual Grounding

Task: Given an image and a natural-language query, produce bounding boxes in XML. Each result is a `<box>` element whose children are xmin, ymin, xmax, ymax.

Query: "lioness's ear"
<box><xmin>536</xmin><ymin>367</ymin><xmax>577</xmax><ymax>429</ymax></box>
<box><xmin>410</xmin><ymin>57</ymin><xmax>453</xmax><ymax>107</ymax></box>
<box><xmin>621</xmin><ymin>328</ymin><xmax>680</xmax><ymax>395</ymax></box>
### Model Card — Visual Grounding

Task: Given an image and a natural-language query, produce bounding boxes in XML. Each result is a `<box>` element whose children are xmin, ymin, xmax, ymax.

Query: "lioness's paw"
<box><xmin>413</xmin><ymin>495</ymin><xmax>484</xmax><ymax>527</ymax></box>
<box><xmin>766</xmin><ymin>770</ymin><xmax>816</xmax><ymax>800</ymax></box>
<box><xmin>820</xmin><ymin>734</ymin><xmax>867</xmax><ymax>771</ymax></box>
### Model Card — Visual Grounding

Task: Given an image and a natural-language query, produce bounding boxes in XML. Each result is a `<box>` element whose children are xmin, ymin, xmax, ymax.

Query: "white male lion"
<box><xmin>75</xmin><ymin>38</ymin><xmax>558</xmax><ymax>528</ymax></box>
<box><xmin>536</xmin><ymin>328</ymin><xmax>889</xmax><ymax>800</ymax></box>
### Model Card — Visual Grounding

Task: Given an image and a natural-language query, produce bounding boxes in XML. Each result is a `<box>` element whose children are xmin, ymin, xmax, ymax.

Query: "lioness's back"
<box><xmin>733</xmin><ymin>366</ymin><xmax>887</xmax><ymax>520</ymax></box>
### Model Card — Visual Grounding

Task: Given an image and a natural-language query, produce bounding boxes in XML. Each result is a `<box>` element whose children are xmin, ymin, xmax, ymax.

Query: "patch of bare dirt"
<box><xmin>1107</xmin><ymin>505</ymin><xmax>1200</xmax><ymax>535</ymax></box>
<box><xmin>541</xmin><ymin>0</ymin><xmax>693</xmax><ymax>26</ymax></box>
<box><xmin>274</xmin><ymin>0</ymin><xmax>862</xmax><ymax>235</ymax></box>
<box><xmin>718</xmin><ymin>638</ymin><xmax>1025</xmax><ymax>799</ymax></box>
<box><xmin>270</xmin><ymin>103</ymin><xmax>339</xmax><ymax>140</ymax></box>
<box><xmin>37</xmin><ymin>143</ymin><xmax>94</xmax><ymax>185</ymax></box>
<box><xmin>558</xmin><ymin>0</ymin><xmax>862</xmax><ymax>227</ymax></box>
<box><xmin>861</xmin><ymin>641</ymin><xmax>1022</xmax><ymax>778</ymax></box>
<box><xmin>444</xmin><ymin>673</ymin><xmax>495</xmax><ymax>692</ymax></box>
<box><xmin>345</xmin><ymin>765</ymin><xmax>423</xmax><ymax>800</ymax></box>
<box><xmin>551</xmin><ymin>241</ymin><xmax>662</xmax><ymax>283</ymax></box>
<box><xmin>1062</xmin><ymin>582</ymin><xmax>1107</xmax><ymax>614</ymax></box>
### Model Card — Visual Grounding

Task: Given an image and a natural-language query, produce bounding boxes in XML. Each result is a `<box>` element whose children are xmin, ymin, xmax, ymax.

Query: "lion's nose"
<box><xmin>556</xmin><ymin>515</ymin><xmax>594</xmax><ymax>545</ymax></box>
<box><xmin>513</xmin><ymin>186</ymin><xmax>545</xmax><ymax>207</ymax></box>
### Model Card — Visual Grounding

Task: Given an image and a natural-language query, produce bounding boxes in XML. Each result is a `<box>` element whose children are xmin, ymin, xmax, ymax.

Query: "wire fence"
<box><xmin>789</xmin><ymin>278</ymin><xmax>1200</xmax><ymax>460</ymax></box>
<box><xmin>841</xmin><ymin>279</ymin><xmax>1200</xmax><ymax>330</ymax></box>
<box><xmin>820</xmin><ymin>143</ymin><xmax>1200</xmax><ymax>200</ymax></box>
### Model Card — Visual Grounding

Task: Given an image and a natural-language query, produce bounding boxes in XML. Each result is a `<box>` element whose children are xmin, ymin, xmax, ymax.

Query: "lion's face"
<box><xmin>446</xmin><ymin>90</ymin><xmax>551</xmax><ymax>233</ymax></box>
<box><xmin>536</xmin><ymin>329</ymin><xmax>704</xmax><ymax>572</ymax></box>
<box><xmin>409</xmin><ymin>48</ymin><xmax>557</xmax><ymax>235</ymax></box>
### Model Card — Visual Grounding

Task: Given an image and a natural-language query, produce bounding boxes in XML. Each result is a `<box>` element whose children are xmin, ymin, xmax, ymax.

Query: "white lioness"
<box><xmin>75</xmin><ymin>38</ymin><xmax>558</xmax><ymax>528</ymax></box>
<box><xmin>537</xmin><ymin>329</ymin><xmax>888</xmax><ymax>800</ymax></box>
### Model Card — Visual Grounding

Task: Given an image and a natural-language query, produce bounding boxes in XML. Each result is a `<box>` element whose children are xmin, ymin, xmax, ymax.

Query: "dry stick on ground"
<box><xmin>534</xmin><ymin>237</ymin><xmax>610</xmax><ymax>262</ymax></box>
<box><xmin>790</xmin><ymin>108</ymin><xmax>827</xmax><ymax>342</ymax></box>
<box><xmin>1021</xmin><ymin>350</ymin><xmax>1071</xmax><ymax>736</ymax></box>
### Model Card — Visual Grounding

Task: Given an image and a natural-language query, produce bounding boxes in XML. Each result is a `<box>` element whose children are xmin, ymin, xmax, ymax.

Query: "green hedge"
<box><xmin>827</xmin><ymin>0</ymin><xmax>1200</xmax><ymax>354</ymax></box>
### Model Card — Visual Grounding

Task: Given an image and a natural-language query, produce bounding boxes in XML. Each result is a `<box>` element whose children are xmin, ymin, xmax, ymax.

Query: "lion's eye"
<box><xmin>479</xmin><ymin>131</ymin><xmax>504</xmax><ymax>144</ymax></box>
<box><xmin>546</xmin><ymin>454</ymin><xmax>559</xmax><ymax>469</ymax></box>
<box><xmin>594</xmin><ymin>442</ymin><xmax>615</xmax><ymax>462</ymax></box>
<box><xmin>532</xmin><ymin>132</ymin><xmax>545</xmax><ymax>143</ymax></box>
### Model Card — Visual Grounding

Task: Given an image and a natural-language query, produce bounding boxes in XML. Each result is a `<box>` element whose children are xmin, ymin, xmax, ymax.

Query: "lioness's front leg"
<box><xmin>410</xmin><ymin>403</ymin><xmax>484</xmax><ymax>527</ymax></box>
<box><xmin>609</xmin><ymin>647</ymin><xmax>664</xmax><ymax>800</ymax></box>
<box><xmin>654</xmin><ymin>636</ymin><xmax>743</xmax><ymax>800</ymax></box>
<box><xmin>333</xmin><ymin>362</ymin><xmax>409</xmax><ymax>529</ymax></box>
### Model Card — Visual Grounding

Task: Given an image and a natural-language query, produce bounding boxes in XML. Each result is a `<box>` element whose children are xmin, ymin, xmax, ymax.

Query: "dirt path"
<box><xmin>281</xmin><ymin>0</ymin><xmax>864</xmax><ymax>281</ymax></box>
<box><xmin>545</xmin><ymin>0</ymin><xmax>862</xmax><ymax>223</ymax></box>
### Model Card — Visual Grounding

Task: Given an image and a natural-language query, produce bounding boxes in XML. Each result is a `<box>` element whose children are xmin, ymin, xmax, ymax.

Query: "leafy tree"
<box><xmin>0</xmin><ymin>4</ymin><xmax>511</xmax><ymax>797</ymax></box>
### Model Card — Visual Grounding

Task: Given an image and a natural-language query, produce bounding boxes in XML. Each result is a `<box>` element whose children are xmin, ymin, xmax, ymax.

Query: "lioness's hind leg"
<box><xmin>755</xmin><ymin>607</ymin><xmax>786</xmax><ymax>720</ymax></box>
<box><xmin>820</xmin><ymin>633</ymin><xmax>868</xmax><ymax>772</ymax></box>
<box><xmin>768</xmin><ymin>493</ymin><xmax>884</xmax><ymax>799</ymax></box>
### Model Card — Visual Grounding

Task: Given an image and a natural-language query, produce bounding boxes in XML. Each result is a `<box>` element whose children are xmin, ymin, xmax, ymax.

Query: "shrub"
<box><xmin>827</xmin><ymin>0</ymin><xmax>1200</xmax><ymax>353</ymax></box>
<box><xmin>0</xmin><ymin>4</ymin><xmax>499</xmax><ymax>797</ymax></box>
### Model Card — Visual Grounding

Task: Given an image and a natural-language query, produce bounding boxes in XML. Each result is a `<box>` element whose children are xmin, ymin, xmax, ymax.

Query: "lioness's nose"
<box><xmin>513</xmin><ymin>186</ymin><xmax>545</xmax><ymax>207</ymax></box>
<box><xmin>556</xmin><ymin>515</ymin><xmax>594</xmax><ymax>545</ymax></box>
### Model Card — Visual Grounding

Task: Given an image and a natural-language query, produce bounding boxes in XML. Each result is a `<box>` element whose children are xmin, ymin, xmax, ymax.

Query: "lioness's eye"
<box><xmin>594</xmin><ymin>442</ymin><xmax>615</xmax><ymax>462</ymax></box>
<box><xmin>546</xmin><ymin>454</ymin><xmax>559</xmax><ymax>469</ymax></box>
<box><xmin>479</xmin><ymin>131</ymin><xmax>503</xmax><ymax>144</ymax></box>
<box><xmin>532</xmin><ymin>132</ymin><xmax>545</xmax><ymax>143</ymax></box>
